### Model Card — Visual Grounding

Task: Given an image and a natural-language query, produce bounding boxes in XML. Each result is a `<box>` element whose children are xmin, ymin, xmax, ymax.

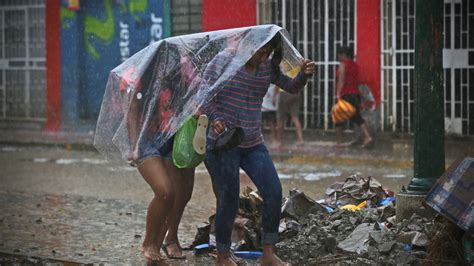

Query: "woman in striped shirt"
<box><xmin>204</xmin><ymin>34</ymin><xmax>315</xmax><ymax>266</ymax></box>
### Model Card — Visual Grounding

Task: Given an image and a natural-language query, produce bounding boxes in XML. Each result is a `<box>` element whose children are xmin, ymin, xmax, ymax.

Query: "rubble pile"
<box><xmin>276</xmin><ymin>208</ymin><xmax>435</xmax><ymax>264</ymax></box>
<box><xmin>274</xmin><ymin>176</ymin><xmax>435</xmax><ymax>264</ymax></box>
<box><xmin>193</xmin><ymin>174</ymin><xmax>469</xmax><ymax>265</ymax></box>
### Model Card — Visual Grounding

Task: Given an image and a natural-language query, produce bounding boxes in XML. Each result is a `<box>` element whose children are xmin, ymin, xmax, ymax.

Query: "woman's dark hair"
<box><xmin>268</xmin><ymin>33</ymin><xmax>282</xmax><ymax>77</ymax></box>
<box><xmin>337</xmin><ymin>46</ymin><xmax>354</xmax><ymax>59</ymax></box>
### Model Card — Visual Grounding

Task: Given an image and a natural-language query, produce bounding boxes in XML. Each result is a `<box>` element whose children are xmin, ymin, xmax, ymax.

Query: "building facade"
<box><xmin>0</xmin><ymin>0</ymin><xmax>472</xmax><ymax>136</ymax></box>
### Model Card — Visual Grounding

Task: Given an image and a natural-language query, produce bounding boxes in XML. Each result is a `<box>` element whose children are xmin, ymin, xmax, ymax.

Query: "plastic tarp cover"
<box><xmin>93</xmin><ymin>24</ymin><xmax>303</xmax><ymax>162</ymax></box>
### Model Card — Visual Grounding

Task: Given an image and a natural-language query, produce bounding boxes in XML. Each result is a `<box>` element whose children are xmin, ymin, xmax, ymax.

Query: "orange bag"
<box><xmin>331</xmin><ymin>99</ymin><xmax>356</xmax><ymax>124</ymax></box>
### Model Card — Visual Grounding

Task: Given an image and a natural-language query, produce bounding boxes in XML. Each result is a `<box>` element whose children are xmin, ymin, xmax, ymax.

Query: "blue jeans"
<box><xmin>206</xmin><ymin>143</ymin><xmax>282</xmax><ymax>252</ymax></box>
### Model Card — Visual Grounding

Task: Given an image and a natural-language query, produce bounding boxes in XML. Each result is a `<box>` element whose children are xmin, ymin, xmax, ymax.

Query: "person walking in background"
<box><xmin>275</xmin><ymin>67</ymin><xmax>305</xmax><ymax>146</ymax></box>
<box><xmin>335</xmin><ymin>46</ymin><xmax>373</xmax><ymax>148</ymax></box>
<box><xmin>261</xmin><ymin>84</ymin><xmax>279</xmax><ymax>147</ymax></box>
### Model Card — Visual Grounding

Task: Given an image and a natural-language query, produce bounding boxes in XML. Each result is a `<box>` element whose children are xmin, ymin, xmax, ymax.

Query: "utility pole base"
<box><xmin>396</xmin><ymin>192</ymin><xmax>435</xmax><ymax>222</ymax></box>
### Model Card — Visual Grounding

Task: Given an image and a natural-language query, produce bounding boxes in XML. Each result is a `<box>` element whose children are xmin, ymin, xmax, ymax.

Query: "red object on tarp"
<box><xmin>425</xmin><ymin>157</ymin><xmax>474</xmax><ymax>234</ymax></box>
<box><xmin>68</xmin><ymin>0</ymin><xmax>80</xmax><ymax>11</ymax></box>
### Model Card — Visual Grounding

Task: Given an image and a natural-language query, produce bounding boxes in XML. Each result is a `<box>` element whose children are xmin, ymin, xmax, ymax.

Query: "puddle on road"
<box><xmin>1</xmin><ymin>146</ymin><xmax>18</xmax><ymax>152</ymax></box>
<box><xmin>32</xmin><ymin>158</ymin><xmax>108</xmax><ymax>165</ymax></box>
<box><xmin>382</xmin><ymin>174</ymin><xmax>407</xmax><ymax>179</ymax></box>
<box><xmin>33</xmin><ymin>158</ymin><xmax>49</xmax><ymax>163</ymax></box>
<box><xmin>278</xmin><ymin>173</ymin><xmax>292</xmax><ymax>179</ymax></box>
<box><xmin>81</xmin><ymin>158</ymin><xmax>108</xmax><ymax>165</ymax></box>
<box><xmin>107</xmin><ymin>166</ymin><xmax>136</xmax><ymax>172</ymax></box>
<box><xmin>300</xmin><ymin>171</ymin><xmax>341</xmax><ymax>181</ymax></box>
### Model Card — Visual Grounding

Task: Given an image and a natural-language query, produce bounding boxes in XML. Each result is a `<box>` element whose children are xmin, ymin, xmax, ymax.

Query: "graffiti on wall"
<box><xmin>60</xmin><ymin>0</ymin><xmax>163</xmax><ymax>61</ymax></box>
<box><xmin>59</xmin><ymin>0</ymin><xmax>166</xmax><ymax>119</ymax></box>
<box><xmin>84</xmin><ymin>0</ymin><xmax>114</xmax><ymax>60</ymax></box>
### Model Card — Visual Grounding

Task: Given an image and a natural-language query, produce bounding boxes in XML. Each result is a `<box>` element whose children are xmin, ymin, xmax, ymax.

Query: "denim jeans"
<box><xmin>206</xmin><ymin>143</ymin><xmax>282</xmax><ymax>252</ymax></box>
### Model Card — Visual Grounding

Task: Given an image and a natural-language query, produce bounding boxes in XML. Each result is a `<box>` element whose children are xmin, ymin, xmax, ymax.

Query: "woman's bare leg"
<box><xmin>138</xmin><ymin>157</ymin><xmax>175</xmax><ymax>262</ymax></box>
<box><xmin>163</xmin><ymin>161</ymin><xmax>195</xmax><ymax>257</ymax></box>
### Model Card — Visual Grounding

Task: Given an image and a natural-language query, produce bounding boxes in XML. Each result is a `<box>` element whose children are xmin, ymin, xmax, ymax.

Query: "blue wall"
<box><xmin>60</xmin><ymin>0</ymin><xmax>169</xmax><ymax>126</ymax></box>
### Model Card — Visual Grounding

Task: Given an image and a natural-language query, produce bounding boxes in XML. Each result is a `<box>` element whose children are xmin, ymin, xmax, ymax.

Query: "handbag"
<box><xmin>172</xmin><ymin>116</ymin><xmax>205</xmax><ymax>168</ymax></box>
<box><xmin>331</xmin><ymin>99</ymin><xmax>356</xmax><ymax>124</ymax></box>
<box><xmin>207</xmin><ymin>127</ymin><xmax>244</xmax><ymax>152</ymax></box>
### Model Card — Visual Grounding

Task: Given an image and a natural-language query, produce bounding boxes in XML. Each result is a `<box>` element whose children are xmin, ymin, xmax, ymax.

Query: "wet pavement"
<box><xmin>0</xmin><ymin>130</ymin><xmax>472</xmax><ymax>264</ymax></box>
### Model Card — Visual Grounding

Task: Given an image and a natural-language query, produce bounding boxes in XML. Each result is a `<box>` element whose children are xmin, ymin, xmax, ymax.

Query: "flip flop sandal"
<box><xmin>142</xmin><ymin>248</ymin><xmax>166</xmax><ymax>262</ymax></box>
<box><xmin>162</xmin><ymin>242</ymin><xmax>187</xmax><ymax>260</ymax></box>
<box><xmin>231</xmin><ymin>253</ymin><xmax>243</xmax><ymax>264</ymax></box>
<box><xmin>193</xmin><ymin>114</ymin><xmax>209</xmax><ymax>155</ymax></box>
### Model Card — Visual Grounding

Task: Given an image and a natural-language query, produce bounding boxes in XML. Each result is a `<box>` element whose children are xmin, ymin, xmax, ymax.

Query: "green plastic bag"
<box><xmin>172</xmin><ymin>116</ymin><xmax>205</xmax><ymax>168</ymax></box>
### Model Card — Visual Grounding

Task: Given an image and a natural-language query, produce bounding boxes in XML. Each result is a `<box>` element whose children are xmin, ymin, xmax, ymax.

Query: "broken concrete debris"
<box><xmin>193</xmin><ymin>175</ymin><xmax>469</xmax><ymax>264</ymax></box>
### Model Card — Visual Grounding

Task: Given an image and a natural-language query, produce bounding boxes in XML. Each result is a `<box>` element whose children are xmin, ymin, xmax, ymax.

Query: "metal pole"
<box><xmin>303</xmin><ymin>0</ymin><xmax>308</xmax><ymax>129</ymax></box>
<box><xmin>406</xmin><ymin>0</ymin><xmax>445</xmax><ymax>194</ymax></box>
<box><xmin>391</xmin><ymin>0</ymin><xmax>397</xmax><ymax>132</ymax></box>
<box><xmin>324</xmin><ymin>0</ymin><xmax>329</xmax><ymax>130</ymax></box>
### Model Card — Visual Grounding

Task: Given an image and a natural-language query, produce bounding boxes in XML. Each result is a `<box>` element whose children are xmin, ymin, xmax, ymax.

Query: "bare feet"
<box><xmin>162</xmin><ymin>241</ymin><xmax>186</xmax><ymax>259</ymax></box>
<box><xmin>361</xmin><ymin>137</ymin><xmax>373</xmax><ymax>148</ymax></box>
<box><xmin>261</xmin><ymin>253</ymin><xmax>291</xmax><ymax>266</ymax></box>
<box><xmin>335</xmin><ymin>142</ymin><xmax>346</xmax><ymax>149</ymax></box>
<box><xmin>142</xmin><ymin>245</ymin><xmax>167</xmax><ymax>264</ymax></box>
<box><xmin>215</xmin><ymin>251</ymin><xmax>239</xmax><ymax>266</ymax></box>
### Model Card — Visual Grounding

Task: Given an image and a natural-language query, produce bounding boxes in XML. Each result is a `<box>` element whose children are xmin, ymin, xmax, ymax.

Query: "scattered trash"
<box><xmin>337</xmin><ymin>223</ymin><xmax>378</xmax><ymax>254</ymax></box>
<box><xmin>191</xmin><ymin>174</ymin><xmax>464</xmax><ymax>265</ymax></box>
<box><xmin>340</xmin><ymin>201</ymin><xmax>367</xmax><ymax>212</ymax></box>
<box><xmin>403</xmin><ymin>244</ymin><xmax>412</xmax><ymax>252</ymax></box>
<box><xmin>194</xmin><ymin>244</ymin><xmax>214</xmax><ymax>255</ymax></box>
<box><xmin>380</xmin><ymin>196</ymin><xmax>396</xmax><ymax>206</ymax></box>
<box><xmin>233</xmin><ymin>251</ymin><xmax>262</xmax><ymax>260</ymax></box>
<box><xmin>324</xmin><ymin>206</ymin><xmax>334</xmax><ymax>213</ymax></box>
<box><xmin>325</xmin><ymin>175</ymin><xmax>388</xmax><ymax>207</ymax></box>
<box><xmin>281</xmin><ymin>189</ymin><xmax>326</xmax><ymax>220</ymax></box>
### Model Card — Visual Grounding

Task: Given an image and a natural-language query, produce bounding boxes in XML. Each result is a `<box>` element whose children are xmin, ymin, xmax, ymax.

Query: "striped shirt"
<box><xmin>204</xmin><ymin>51</ymin><xmax>308</xmax><ymax>148</ymax></box>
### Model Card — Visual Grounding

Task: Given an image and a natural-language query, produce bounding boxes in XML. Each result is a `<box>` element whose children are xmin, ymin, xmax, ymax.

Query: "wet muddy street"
<box><xmin>0</xmin><ymin>142</ymin><xmax>422</xmax><ymax>264</ymax></box>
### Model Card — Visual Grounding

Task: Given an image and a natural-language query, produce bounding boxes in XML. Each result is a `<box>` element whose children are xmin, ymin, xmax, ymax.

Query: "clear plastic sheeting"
<box><xmin>94</xmin><ymin>25</ymin><xmax>304</xmax><ymax>162</ymax></box>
